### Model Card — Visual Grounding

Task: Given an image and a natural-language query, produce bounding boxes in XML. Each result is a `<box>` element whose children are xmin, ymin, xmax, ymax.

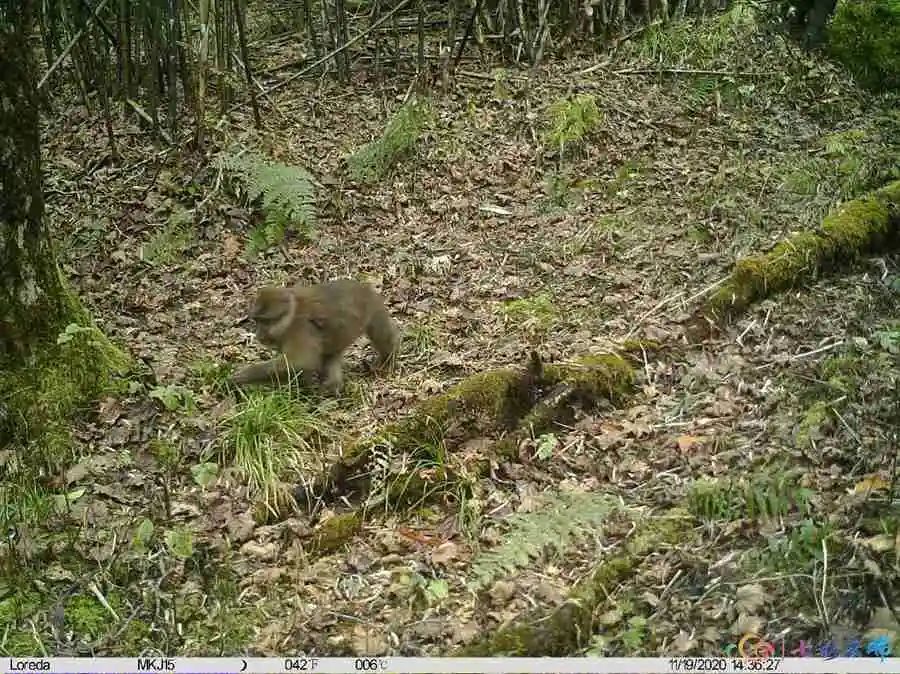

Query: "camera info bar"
<box><xmin>2</xmin><ymin>658</ymin><xmax>899</xmax><ymax>673</ymax></box>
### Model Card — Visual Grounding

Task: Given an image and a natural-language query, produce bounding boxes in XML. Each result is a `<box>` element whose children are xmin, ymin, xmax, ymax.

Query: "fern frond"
<box><xmin>347</xmin><ymin>98</ymin><xmax>433</xmax><ymax>183</ymax></box>
<box><xmin>544</xmin><ymin>94</ymin><xmax>602</xmax><ymax>152</ymax></box>
<box><xmin>468</xmin><ymin>490</ymin><xmax>619</xmax><ymax>590</ymax></box>
<box><xmin>222</xmin><ymin>150</ymin><xmax>317</xmax><ymax>253</ymax></box>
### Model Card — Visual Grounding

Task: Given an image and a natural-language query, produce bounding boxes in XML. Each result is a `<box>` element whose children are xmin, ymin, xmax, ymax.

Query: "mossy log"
<box><xmin>454</xmin><ymin>509</ymin><xmax>694</xmax><ymax>655</ymax></box>
<box><xmin>701</xmin><ymin>180</ymin><xmax>900</xmax><ymax>322</ymax></box>
<box><xmin>299</xmin><ymin>353</ymin><xmax>635</xmax><ymax>508</ymax></box>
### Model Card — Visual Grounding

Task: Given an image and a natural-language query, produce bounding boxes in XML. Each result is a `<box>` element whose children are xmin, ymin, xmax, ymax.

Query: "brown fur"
<box><xmin>232</xmin><ymin>279</ymin><xmax>400</xmax><ymax>394</ymax></box>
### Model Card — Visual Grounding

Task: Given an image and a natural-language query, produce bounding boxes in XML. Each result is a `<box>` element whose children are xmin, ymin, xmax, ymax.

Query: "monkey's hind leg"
<box><xmin>366</xmin><ymin>308</ymin><xmax>400</xmax><ymax>371</ymax></box>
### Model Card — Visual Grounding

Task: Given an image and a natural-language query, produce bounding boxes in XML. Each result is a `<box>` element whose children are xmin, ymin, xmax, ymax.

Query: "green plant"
<box><xmin>149</xmin><ymin>384</ymin><xmax>196</xmax><ymax>412</ymax></box>
<box><xmin>0</xmin><ymin>482</ymin><xmax>53</xmax><ymax>530</ymax></box>
<box><xmin>142</xmin><ymin>208</ymin><xmax>193</xmax><ymax>264</ymax></box>
<box><xmin>634</xmin><ymin>2</ymin><xmax>757</xmax><ymax>66</ymax></box>
<box><xmin>781</xmin><ymin>127</ymin><xmax>897</xmax><ymax>200</ymax></box>
<box><xmin>165</xmin><ymin>527</ymin><xmax>194</xmax><ymax>559</ymax></box>
<box><xmin>222</xmin><ymin>150</ymin><xmax>317</xmax><ymax>255</ymax></box>
<box><xmin>404</xmin><ymin>323</ymin><xmax>438</xmax><ymax>356</ymax></box>
<box><xmin>347</xmin><ymin>98</ymin><xmax>433</xmax><ymax>183</ymax></box>
<box><xmin>150</xmin><ymin>438</ymin><xmax>181</xmax><ymax>470</ymax></box>
<box><xmin>56</xmin><ymin>323</ymin><xmax>105</xmax><ymax>348</ymax></box>
<box><xmin>544</xmin><ymin>94</ymin><xmax>601</xmax><ymax>158</ymax></box>
<box><xmin>542</xmin><ymin>171</ymin><xmax>583</xmax><ymax>210</ymax></box>
<box><xmin>828</xmin><ymin>0</ymin><xmax>900</xmax><ymax>91</ymax></box>
<box><xmin>500</xmin><ymin>293</ymin><xmax>557</xmax><ymax>334</ymax></box>
<box><xmin>132</xmin><ymin>518</ymin><xmax>155</xmax><ymax>553</ymax></box>
<box><xmin>468</xmin><ymin>490</ymin><xmax>618</xmax><ymax>590</ymax></box>
<box><xmin>191</xmin><ymin>462</ymin><xmax>219</xmax><ymax>487</ymax></box>
<box><xmin>189</xmin><ymin>358</ymin><xmax>232</xmax><ymax>388</ymax></box>
<box><xmin>687</xmin><ymin>477</ymin><xmax>738</xmax><ymax>522</ymax></box>
<box><xmin>874</xmin><ymin>326</ymin><xmax>900</xmax><ymax>354</ymax></box>
<box><xmin>220</xmin><ymin>389</ymin><xmax>329</xmax><ymax>511</ymax></box>
<box><xmin>687</xmin><ymin>76</ymin><xmax>719</xmax><ymax>110</ymax></box>
<box><xmin>740</xmin><ymin>469</ymin><xmax>813</xmax><ymax>522</ymax></box>
<box><xmin>746</xmin><ymin>519</ymin><xmax>834</xmax><ymax>573</ymax></box>
<box><xmin>620</xmin><ymin>616</ymin><xmax>648</xmax><ymax>652</ymax></box>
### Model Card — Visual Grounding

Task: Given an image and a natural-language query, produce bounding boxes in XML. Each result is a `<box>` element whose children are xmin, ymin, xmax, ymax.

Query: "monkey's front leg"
<box><xmin>233</xmin><ymin>355</ymin><xmax>314</xmax><ymax>387</ymax></box>
<box><xmin>319</xmin><ymin>356</ymin><xmax>344</xmax><ymax>395</ymax></box>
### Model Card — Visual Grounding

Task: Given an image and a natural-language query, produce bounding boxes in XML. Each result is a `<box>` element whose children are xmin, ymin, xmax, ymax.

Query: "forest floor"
<box><xmin>11</xmin><ymin>7</ymin><xmax>900</xmax><ymax>659</ymax></box>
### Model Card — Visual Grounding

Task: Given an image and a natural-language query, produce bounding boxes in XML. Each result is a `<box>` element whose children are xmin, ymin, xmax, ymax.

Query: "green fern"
<box><xmin>468</xmin><ymin>490</ymin><xmax>618</xmax><ymax>590</ymax></box>
<box><xmin>687</xmin><ymin>477</ymin><xmax>738</xmax><ymax>522</ymax></box>
<box><xmin>544</xmin><ymin>94</ymin><xmax>602</xmax><ymax>157</ymax></box>
<box><xmin>687</xmin><ymin>76</ymin><xmax>718</xmax><ymax>110</ymax></box>
<box><xmin>347</xmin><ymin>97</ymin><xmax>433</xmax><ymax>183</ymax></box>
<box><xmin>740</xmin><ymin>468</ymin><xmax>812</xmax><ymax>523</ymax></box>
<box><xmin>222</xmin><ymin>151</ymin><xmax>317</xmax><ymax>254</ymax></box>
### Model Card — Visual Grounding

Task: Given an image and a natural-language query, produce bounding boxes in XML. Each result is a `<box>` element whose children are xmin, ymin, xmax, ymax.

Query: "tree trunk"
<box><xmin>0</xmin><ymin>0</ymin><xmax>76</xmax><ymax>358</ymax></box>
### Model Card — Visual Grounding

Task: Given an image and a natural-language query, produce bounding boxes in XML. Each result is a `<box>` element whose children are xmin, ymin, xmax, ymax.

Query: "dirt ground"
<box><xmin>19</xmin><ymin>9</ymin><xmax>900</xmax><ymax>658</ymax></box>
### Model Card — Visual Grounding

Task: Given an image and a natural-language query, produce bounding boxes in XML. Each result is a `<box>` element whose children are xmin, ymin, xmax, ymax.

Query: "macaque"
<box><xmin>232</xmin><ymin>279</ymin><xmax>400</xmax><ymax>395</ymax></box>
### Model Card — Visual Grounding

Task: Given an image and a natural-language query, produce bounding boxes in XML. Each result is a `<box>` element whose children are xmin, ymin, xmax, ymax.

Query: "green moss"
<box><xmin>2</xmin><ymin>319</ymin><xmax>129</xmax><ymax>468</ymax></box>
<box><xmin>795</xmin><ymin>400</ymin><xmax>833</xmax><ymax>447</ymax></box>
<box><xmin>309</xmin><ymin>512</ymin><xmax>362</xmax><ymax>554</ymax></box>
<box><xmin>66</xmin><ymin>593</ymin><xmax>122</xmax><ymax>640</ymax></box>
<box><xmin>543</xmin><ymin>354</ymin><xmax>634</xmax><ymax>402</ymax></box>
<box><xmin>617</xmin><ymin>339</ymin><xmax>664</xmax><ymax>356</ymax></box>
<box><xmin>500</xmin><ymin>293</ymin><xmax>558</xmax><ymax>333</ymax></box>
<box><xmin>822</xmin><ymin>196</ymin><xmax>890</xmax><ymax>248</ymax></box>
<box><xmin>705</xmin><ymin>179</ymin><xmax>900</xmax><ymax>320</ymax></box>
<box><xmin>383</xmin><ymin>368</ymin><xmax>526</xmax><ymax>457</ymax></box>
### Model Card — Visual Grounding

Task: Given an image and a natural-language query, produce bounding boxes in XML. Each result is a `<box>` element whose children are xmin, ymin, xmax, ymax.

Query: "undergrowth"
<box><xmin>544</xmin><ymin>94</ymin><xmax>602</xmax><ymax>160</ymax></box>
<box><xmin>468</xmin><ymin>490</ymin><xmax>619</xmax><ymax>590</ymax></box>
<box><xmin>828</xmin><ymin>0</ymin><xmax>900</xmax><ymax>91</ymax></box>
<box><xmin>219</xmin><ymin>388</ymin><xmax>330</xmax><ymax>513</ymax></box>
<box><xmin>347</xmin><ymin>97</ymin><xmax>433</xmax><ymax>183</ymax></box>
<box><xmin>221</xmin><ymin>150</ymin><xmax>317</xmax><ymax>256</ymax></box>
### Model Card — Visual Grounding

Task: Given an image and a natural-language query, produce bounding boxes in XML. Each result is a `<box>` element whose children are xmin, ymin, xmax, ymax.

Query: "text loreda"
<box><xmin>7</xmin><ymin>661</ymin><xmax>50</xmax><ymax>671</ymax></box>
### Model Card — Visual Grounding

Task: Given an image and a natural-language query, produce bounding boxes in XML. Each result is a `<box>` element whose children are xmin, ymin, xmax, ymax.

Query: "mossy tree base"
<box><xmin>2</xmin><ymin>316</ymin><xmax>130</xmax><ymax>471</ymax></box>
<box><xmin>1</xmin><ymin>8</ymin><xmax>131</xmax><ymax>487</ymax></box>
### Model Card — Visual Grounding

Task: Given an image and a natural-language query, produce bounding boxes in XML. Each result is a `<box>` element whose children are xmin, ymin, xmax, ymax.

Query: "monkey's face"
<box><xmin>250</xmin><ymin>287</ymin><xmax>294</xmax><ymax>348</ymax></box>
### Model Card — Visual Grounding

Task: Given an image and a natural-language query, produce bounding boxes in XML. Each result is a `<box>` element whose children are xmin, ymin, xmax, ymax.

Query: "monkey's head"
<box><xmin>249</xmin><ymin>286</ymin><xmax>296</xmax><ymax>347</ymax></box>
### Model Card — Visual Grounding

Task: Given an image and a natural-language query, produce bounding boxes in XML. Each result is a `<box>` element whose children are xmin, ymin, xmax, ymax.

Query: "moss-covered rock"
<box><xmin>308</xmin><ymin>512</ymin><xmax>362</xmax><ymax>554</ymax></box>
<box><xmin>703</xmin><ymin>179</ymin><xmax>900</xmax><ymax>321</ymax></box>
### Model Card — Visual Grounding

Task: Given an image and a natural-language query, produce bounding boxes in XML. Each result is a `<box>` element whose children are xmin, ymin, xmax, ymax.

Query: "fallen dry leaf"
<box><xmin>430</xmin><ymin>541</ymin><xmax>460</xmax><ymax>565</ymax></box>
<box><xmin>676</xmin><ymin>434</ymin><xmax>703</xmax><ymax>453</ymax></box>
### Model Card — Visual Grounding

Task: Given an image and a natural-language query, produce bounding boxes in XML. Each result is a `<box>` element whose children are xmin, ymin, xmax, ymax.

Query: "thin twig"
<box><xmin>754</xmin><ymin>340</ymin><xmax>845</xmax><ymax>370</ymax></box>
<box><xmin>614</xmin><ymin>67</ymin><xmax>779</xmax><ymax>76</ymax></box>
<box><xmin>125</xmin><ymin>99</ymin><xmax>173</xmax><ymax>143</ymax></box>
